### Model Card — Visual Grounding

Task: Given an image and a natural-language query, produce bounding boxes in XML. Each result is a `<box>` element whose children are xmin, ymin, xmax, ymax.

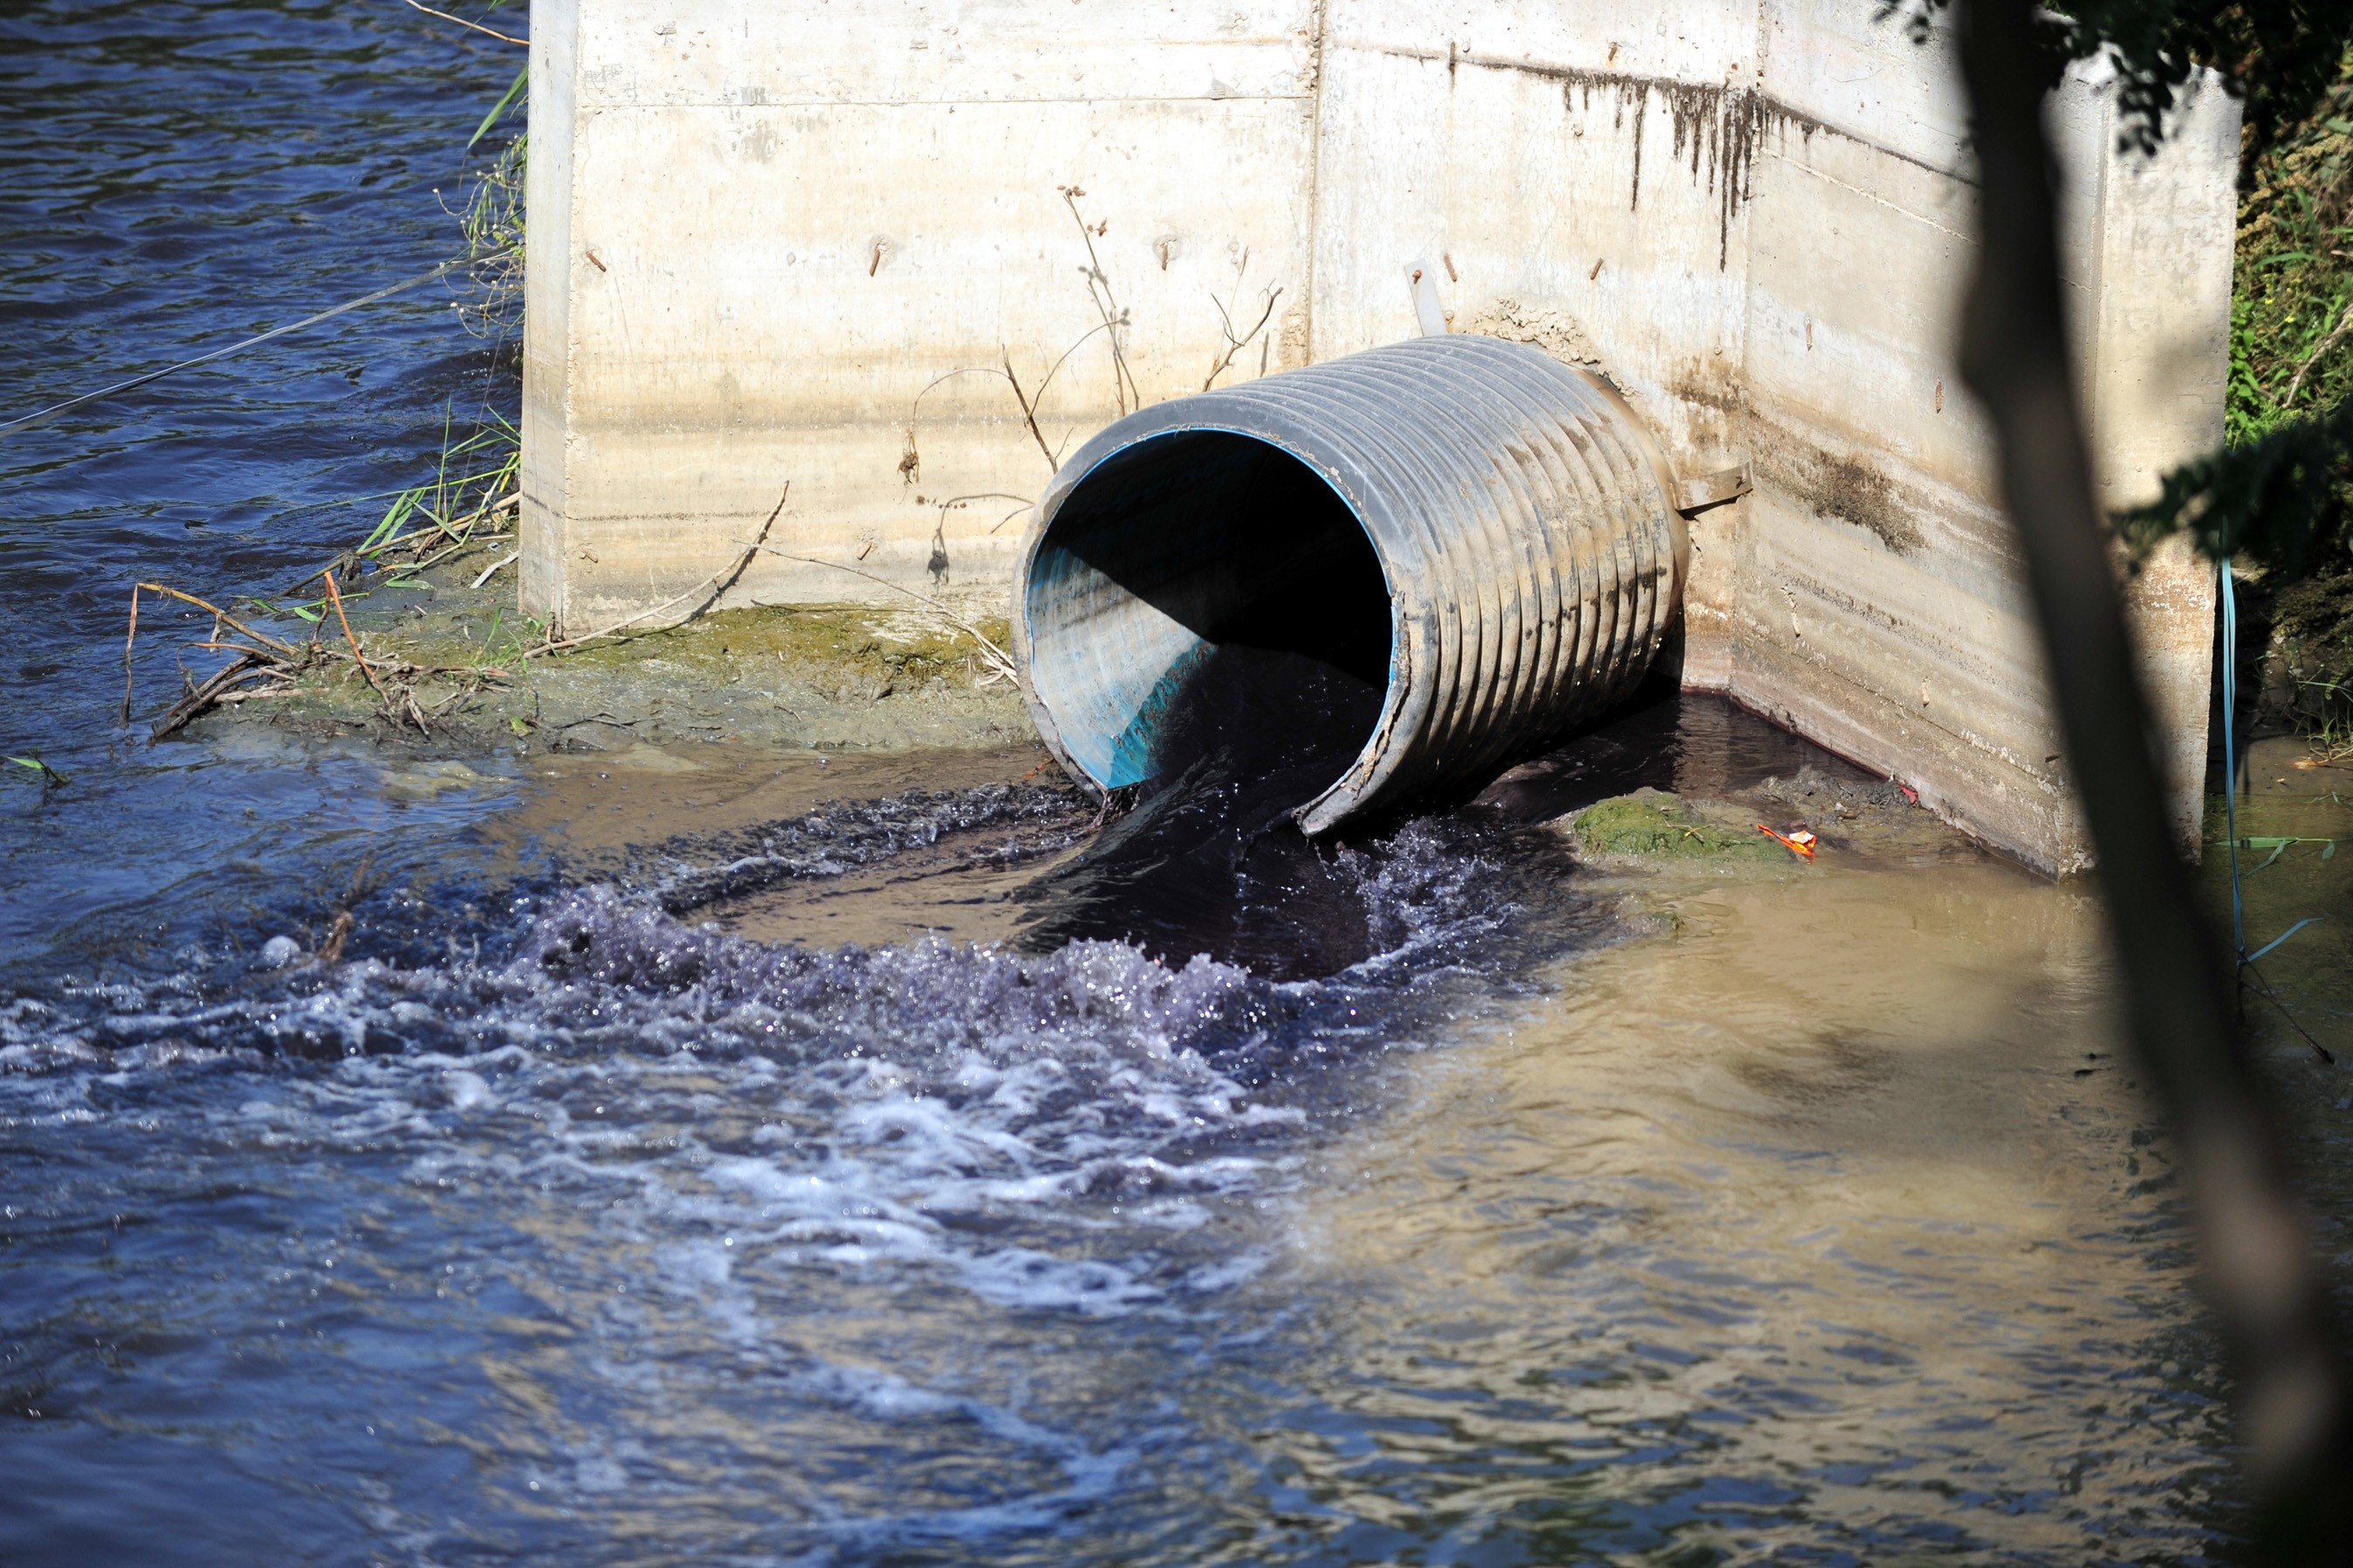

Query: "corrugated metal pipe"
<box><xmin>1012</xmin><ymin>334</ymin><xmax>1690</xmax><ymax>834</ymax></box>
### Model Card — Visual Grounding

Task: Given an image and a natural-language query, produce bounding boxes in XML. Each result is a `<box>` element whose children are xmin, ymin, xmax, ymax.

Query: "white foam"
<box><xmin>442</xmin><ymin>1069</ymin><xmax>493</xmax><ymax>1111</ymax></box>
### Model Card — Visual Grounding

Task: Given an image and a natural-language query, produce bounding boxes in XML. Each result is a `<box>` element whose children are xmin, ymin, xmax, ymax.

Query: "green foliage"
<box><xmin>2043</xmin><ymin>1</ymin><xmax>2353</xmax><ymax>157</ymax></box>
<box><xmin>2118</xmin><ymin>32</ymin><xmax>2353</xmax><ymax>581</ymax></box>
<box><xmin>346</xmin><ymin>406</ymin><xmax>521</xmax><ymax>580</ymax></box>
<box><xmin>2118</xmin><ymin>392</ymin><xmax>2353</xmax><ymax>575</ymax></box>
<box><xmin>452</xmin><ymin>128</ymin><xmax>525</xmax><ymax>339</ymax></box>
<box><xmin>4</xmin><ymin>755</ymin><xmax>69</xmax><ymax>788</ymax></box>
<box><xmin>2224</xmin><ymin>833</ymin><xmax>2337</xmax><ymax>868</ymax></box>
<box><xmin>469</xmin><ymin>65</ymin><xmax>526</xmax><ymax>153</ymax></box>
<box><xmin>346</xmin><ymin>69</ymin><xmax>529</xmax><ymax>578</ymax></box>
<box><xmin>1874</xmin><ymin>8</ymin><xmax>2353</xmax><ymax>583</ymax></box>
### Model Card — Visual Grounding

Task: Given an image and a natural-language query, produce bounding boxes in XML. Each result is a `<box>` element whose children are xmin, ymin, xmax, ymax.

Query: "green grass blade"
<box><xmin>468</xmin><ymin>66</ymin><xmax>529</xmax><ymax>154</ymax></box>
<box><xmin>360</xmin><ymin>490</ymin><xmax>418</xmax><ymax>555</ymax></box>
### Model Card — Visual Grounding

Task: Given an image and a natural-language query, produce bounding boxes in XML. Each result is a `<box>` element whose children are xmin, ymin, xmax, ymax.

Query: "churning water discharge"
<box><xmin>0</xmin><ymin>5</ymin><xmax>2263</xmax><ymax>1563</ymax></box>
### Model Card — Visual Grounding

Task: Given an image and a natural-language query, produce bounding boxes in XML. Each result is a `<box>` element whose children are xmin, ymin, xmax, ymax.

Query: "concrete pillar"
<box><xmin>523</xmin><ymin>0</ymin><xmax>2239</xmax><ymax>873</ymax></box>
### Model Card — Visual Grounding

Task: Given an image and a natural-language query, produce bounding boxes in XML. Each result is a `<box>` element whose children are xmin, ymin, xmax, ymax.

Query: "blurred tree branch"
<box><xmin>1952</xmin><ymin>0</ymin><xmax>2353</xmax><ymax>1556</ymax></box>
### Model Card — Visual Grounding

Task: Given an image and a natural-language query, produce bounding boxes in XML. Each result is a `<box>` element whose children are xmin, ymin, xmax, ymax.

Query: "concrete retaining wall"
<box><xmin>522</xmin><ymin>0</ymin><xmax>2239</xmax><ymax>873</ymax></box>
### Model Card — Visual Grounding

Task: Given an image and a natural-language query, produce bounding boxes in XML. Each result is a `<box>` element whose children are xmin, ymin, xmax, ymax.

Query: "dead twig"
<box><xmin>1001</xmin><ymin>352</ymin><xmax>1058</xmax><ymax>468</ymax></box>
<box><xmin>150</xmin><ymin>653</ymin><xmax>273</xmax><ymax>740</ymax></box>
<box><xmin>526</xmin><ymin>485</ymin><xmax>787</xmax><ymax>657</ymax></box>
<box><xmin>316</xmin><ymin>912</ymin><xmax>354</xmax><ymax>964</ymax></box>
<box><xmin>311</xmin><ymin>846</ymin><xmax>371</xmax><ymax>966</ymax></box>
<box><xmin>401</xmin><ymin>528</ymin><xmax>516</xmax><ymax>578</ymax></box>
<box><xmin>1086</xmin><ymin>783</ymin><xmax>1137</xmax><ymax>830</ymax></box>
<box><xmin>1202</xmin><ymin>248</ymin><xmax>1284</xmax><ymax>392</ymax></box>
<box><xmin>686</xmin><ymin>485</ymin><xmax>785</xmax><ymax>620</ymax></box>
<box><xmin>399</xmin><ymin>0</ymin><xmax>526</xmax><ymax>47</ymax></box>
<box><xmin>322</xmin><ymin>569</ymin><xmax>386</xmax><ymax>701</ymax></box>
<box><xmin>120</xmin><ymin>584</ymin><xmax>140</xmax><ymax>724</ymax></box>
<box><xmin>901</xmin><ymin>366</ymin><xmax>1012</xmax><ymax>488</ymax></box>
<box><xmin>133</xmin><ymin>583</ymin><xmax>299</xmax><ymax>661</ymax></box>
<box><xmin>905</xmin><ymin>326</ymin><xmax>1117</xmax><ymax>482</ymax></box>
<box><xmin>1024</xmin><ymin>320</ymin><xmax>1121</xmax><ymax>463</ymax></box>
<box><xmin>927</xmin><ymin>491</ymin><xmax>1037</xmax><ymax>540</ymax></box>
<box><xmin>1058</xmin><ymin>185</ymin><xmax>1141</xmax><ymax>415</ymax></box>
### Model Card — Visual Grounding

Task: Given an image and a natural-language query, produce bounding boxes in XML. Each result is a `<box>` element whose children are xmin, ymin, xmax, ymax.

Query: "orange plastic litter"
<box><xmin>1755</xmin><ymin>824</ymin><xmax>1817</xmax><ymax>860</ymax></box>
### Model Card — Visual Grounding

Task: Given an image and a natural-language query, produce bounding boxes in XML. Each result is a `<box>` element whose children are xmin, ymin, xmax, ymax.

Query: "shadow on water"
<box><xmin>1471</xmin><ymin>677</ymin><xmax>1876</xmax><ymax>823</ymax></box>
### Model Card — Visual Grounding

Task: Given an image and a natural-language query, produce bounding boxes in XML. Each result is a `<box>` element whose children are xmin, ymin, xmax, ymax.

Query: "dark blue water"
<box><xmin>0</xmin><ymin>6</ymin><xmax>2248</xmax><ymax>1564</ymax></box>
<box><xmin>0</xmin><ymin>0</ymin><xmax>519</xmax><ymax>975</ymax></box>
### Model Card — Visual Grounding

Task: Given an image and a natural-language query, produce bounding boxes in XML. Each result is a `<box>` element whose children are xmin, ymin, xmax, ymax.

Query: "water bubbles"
<box><xmin>260</xmin><ymin>935</ymin><xmax>301</xmax><ymax>968</ymax></box>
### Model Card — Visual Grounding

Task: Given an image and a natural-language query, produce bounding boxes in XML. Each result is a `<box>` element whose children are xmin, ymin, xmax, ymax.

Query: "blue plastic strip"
<box><xmin>2222</xmin><ymin>557</ymin><xmax>2246</xmax><ymax>959</ymax></box>
<box><xmin>2246</xmin><ymin>917</ymin><xmax>2321</xmax><ymax>968</ymax></box>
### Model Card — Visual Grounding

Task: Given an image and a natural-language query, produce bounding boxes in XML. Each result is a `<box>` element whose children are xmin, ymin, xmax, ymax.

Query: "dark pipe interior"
<box><xmin>1039</xmin><ymin>429</ymin><xmax>1394</xmax><ymax>694</ymax></box>
<box><xmin>1017</xmin><ymin>432</ymin><xmax>1396</xmax><ymax>978</ymax></box>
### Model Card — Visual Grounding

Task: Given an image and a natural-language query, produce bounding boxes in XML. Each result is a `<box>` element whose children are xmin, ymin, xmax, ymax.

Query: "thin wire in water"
<box><xmin>0</xmin><ymin>258</ymin><xmax>474</xmax><ymax>440</ymax></box>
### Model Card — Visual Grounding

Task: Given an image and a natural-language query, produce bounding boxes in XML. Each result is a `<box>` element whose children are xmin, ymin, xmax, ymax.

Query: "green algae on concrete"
<box><xmin>1570</xmin><ymin>788</ymin><xmax>1794</xmax><ymax>864</ymax></box>
<box><xmin>199</xmin><ymin>579</ymin><xmax>1031</xmax><ymax>761</ymax></box>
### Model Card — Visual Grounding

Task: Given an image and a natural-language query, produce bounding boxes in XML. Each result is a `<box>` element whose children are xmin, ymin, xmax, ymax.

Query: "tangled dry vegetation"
<box><xmin>123</xmin><ymin>487</ymin><xmax>1022</xmax><ymax>750</ymax></box>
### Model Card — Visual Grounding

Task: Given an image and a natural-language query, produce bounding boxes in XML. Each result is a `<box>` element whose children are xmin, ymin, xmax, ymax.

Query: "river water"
<box><xmin>0</xmin><ymin>3</ymin><xmax>2296</xmax><ymax>1563</ymax></box>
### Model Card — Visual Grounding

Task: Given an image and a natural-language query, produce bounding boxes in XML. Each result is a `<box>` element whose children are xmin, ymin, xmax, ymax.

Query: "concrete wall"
<box><xmin>523</xmin><ymin>0</ymin><xmax>2239</xmax><ymax>873</ymax></box>
<box><xmin>1722</xmin><ymin>10</ymin><xmax>2236</xmax><ymax>868</ymax></box>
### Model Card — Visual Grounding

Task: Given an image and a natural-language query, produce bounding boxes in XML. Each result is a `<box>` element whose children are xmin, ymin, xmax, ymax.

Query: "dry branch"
<box><xmin>1954</xmin><ymin>0</ymin><xmax>2353</xmax><ymax>1548</ymax></box>
<box><xmin>1058</xmin><ymin>186</ymin><xmax>1141</xmax><ymax>415</ymax></box>
<box><xmin>133</xmin><ymin>583</ymin><xmax>299</xmax><ymax>661</ymax></box>
<box><xmin>525</xmin><ymin>485</ymin><xmax>788</xmax><ymax>657</ymax></box>
<box><xmin>322</xmin><ymin>569</ymin><xmax>385</xmax><ymax>699</ymax></box>
<box><xmin>1001</xmin><ymin>353</ymin><xmax>1059</xmax><ymax>468</ymax></box>
<box><xmin>399</xmin><ymin>0</ymin><xmax>526</xmax><ymax>46</ymax></box>
<box><xmin>120</xmin><ymin>584</ymin><xmax>140</xmax><ymax>724</ymax></box>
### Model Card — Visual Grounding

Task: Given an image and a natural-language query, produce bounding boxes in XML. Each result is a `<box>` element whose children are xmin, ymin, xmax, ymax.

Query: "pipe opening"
<box><xmin>1024</xmin><ymin>429</ymin><xmax>1393</xmax><ymax>798</ymax></box>
<box><xmin>1016</xmin><ymin>336</ymin><xmax>1683</xmax><ymax>834</ymax></box>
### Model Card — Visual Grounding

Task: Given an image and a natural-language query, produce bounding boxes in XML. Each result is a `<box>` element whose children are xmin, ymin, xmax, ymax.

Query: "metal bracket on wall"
<box><xmin>1405</xmin><ymin>261</ymin><xmax>1450</xmax><ymax>338</ymax></box>
<box><xmin>1672</xmin><ymin>462</ymin><xmax>1752</xmax><ymax>516</ymax></box>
